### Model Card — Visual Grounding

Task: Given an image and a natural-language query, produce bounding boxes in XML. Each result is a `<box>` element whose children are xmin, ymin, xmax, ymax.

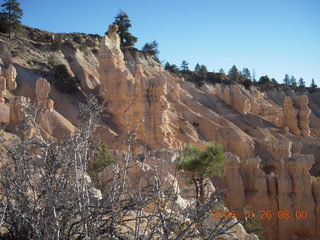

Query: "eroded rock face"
<box><xmin>46</xmin><ymin>99</ymin><xmax>54</xmax><ymax>112</ymax></box>
<box><xmin>9</xmin><ymin>96</ymin><xmax>30</xmax><ymax>125</ymax></box>
<box><xmin>7</xmin><ymin>96</ymin><xmax>32</xmax><ymax>135</ymax></box>
<box><xmin>283</xmin><ymin>96</ymin><xmax>301</xmax><ymax>135</ymax></box>
<box><xmin>257</xmin><ymin>139</ymin><xmax>292</xmax><ymax>170</ymax></box>
<box><xmin>4</xmin><ymin>74</ymin><xmax>74</xmax><ymax>139</ymax></box>
<box><xmin>35</xmin><ymin>109</ymin><xmax>75</xmax><ymax>138</ymax></box>
<box><xmin>215</xmin><ymin>84</ymin><xmax>284</xmax><ymax>126</ymax></box>
<box><xmin>224</xmin><ymin>150</ymin><xmax>319</xmax><ymax>240</ymax></box>
<box><xmin>1</xmin><ymin>27</ymin><xmax>320</xmax><ymax>240</ymax></box>
<box><xmin>99</xmin><ymin>25</ymin><xmax>177</xmax><ymax>149</ymax></box>
<box><xmin>215</xmin><ymin>84</ymin><xmax>251</xmax><ymax>114</ymax></box>
<box><xmin>34</xmin><ymin>78</ymin><xmax>74</xmax><ymax>138</ymax></box>
<box><xmin>5</xmin><ymin>64</ymin><xmax>17</xmax><ymax>90</ymax></box>
<box><xmin>283</xmin><ymin>96</ymin><xmax>311</xmax><ymax>136</ymax></box>
<box><xmin>294</xmin><ymin>95</ymin><xmax>311</xmax><ymax>136</ymax></box>
<box><xmin>36</xmin><ymin>78</ymin><xmax>51</xmax><ymax>107</ymax></box>
<box><xmin>0</xmin><ymin>64</ymin><xmax>17</xmax><ymax>102</ymax></box>
<box><xmin>0</xmin><ymin>68</ymin><xmax>6</xmax><ymax>103</ymax></box>
<box><xmin>224</xmin><ymin>153</ymin><xmax>245</xmax><ymax>210</ymax></box>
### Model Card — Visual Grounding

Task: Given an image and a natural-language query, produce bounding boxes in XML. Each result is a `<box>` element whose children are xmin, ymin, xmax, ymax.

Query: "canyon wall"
<box><xmin>99</xmin><ymin>25</ymin><xmax>177</xmax><ymax>149</ymax></box>
<box><xmin>1</xmin><ymin>27</ymin><xmax>320</xmax><ymax>240</ymax></box>
<box><xmin>225</xmin><ymin>149</ymin><xmax>319</xmax><ymax>240</ymax></box>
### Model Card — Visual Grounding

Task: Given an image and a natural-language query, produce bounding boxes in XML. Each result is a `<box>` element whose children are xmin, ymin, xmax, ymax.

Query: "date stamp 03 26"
<box><xmin>211</xmin><ymin>209</ymin><xmax>308</xmax><ymax>220</ymax></box>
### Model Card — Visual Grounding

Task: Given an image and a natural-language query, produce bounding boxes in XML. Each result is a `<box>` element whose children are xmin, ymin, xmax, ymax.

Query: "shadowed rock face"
<box><xmin>34</xmin><ymin>78</ymin><xmax>75</xmax><ymax>138</ymax></box>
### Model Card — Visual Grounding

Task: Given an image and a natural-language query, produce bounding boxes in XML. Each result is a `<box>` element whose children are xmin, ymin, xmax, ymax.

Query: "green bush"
<box><xmin>89</xmin><ymin>143</ymin><xmax>115</xmax><ymax>187</ymax></box>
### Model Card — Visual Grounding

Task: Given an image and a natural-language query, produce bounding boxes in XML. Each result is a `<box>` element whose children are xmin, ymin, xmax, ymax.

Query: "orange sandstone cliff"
<box><xmin>1</xmin><ymin>26</ymin><xmax>320</xmax><ymax>240</ymax></box>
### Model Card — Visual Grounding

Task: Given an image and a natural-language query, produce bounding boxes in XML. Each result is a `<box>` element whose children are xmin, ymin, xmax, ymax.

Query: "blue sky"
<box><xmin>20</xmin><ymin>0</ymin><xmax>320</xmax><ymax>85</ymax></box>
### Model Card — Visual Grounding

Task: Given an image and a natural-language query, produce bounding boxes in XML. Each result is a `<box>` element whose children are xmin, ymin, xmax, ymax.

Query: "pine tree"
<box><xmin>177</xmin><ymin>143</ymin><xmax>224</xmax><ymax>203</ymax></box>
<box><xmin>259</xmin><ymin>75</ymin><xmax>270</xmax><ymax>84</ymax></box>
<box><xmin>88</xmin><ymin>143</ymin><xmax>114</xmax><ymax>187</ymax></box>
<box><xmin>271</xmin><ymin>78</ymin><xmax>278</xmax><ymax>84</ymax></box>
<box><xmin>164</xmin><ymin>62</ymin><xmax>179</xmax><ymax>74</ymax></box>
<box><xmin>113</xmin><ymin>10</ymin><xmax>137</xmax><ymax>47</ymax></box>
<box><xmin>199</xmin><ymin>65</ymin><xmax>208</xmax><ymax>73</ymax></box>
<box><xmin>142</xmin><ymin>40</ymin><xmax>159</xmax><ymax>60</ymax></box>
<box><xmin>180</xmin><ymin>60</ymin><xmax>189</xmax><ymax>71</ymax></box>
<box><xmin>199</xmin><ymin>65</ymin><xmax>208</xmax><ymax>79</ymax></box>
<box><xmin>219</xmin><ymin>68</ymin><xmax>225</xmax><ymax>74</ymax></box>
<box><xmin>242</xmin><ymin>68</ymin><xmax>251</xmax><ymax>80</ymax></box>
<box><xmin>283</xmin><ymin>74</ymin><xmax>290</xmax><ymax>85</ymax></box>
<box><xmin>290</xmin><ymin>76</ymin><xmax>297</xmax><ymax>86</ymax></box>
<box><xmin>194</xmin><ymin>63</ymin><xmax>201</xmax><ymax>72</ymax></box>
<box><xmin>310</xmin><ymin>79</ymin><xmax>318</xmax><ymax>89</ymax></box>
<box><xmin>228</xmin><ymin>65</ymin><xmax>240</xmax><ymax>81</ymax></box>
<box><xmin>298</xmin><ymin>77</ymin><xmax>306</xmax><ymax>88</ymax></box>
<box><xmin>164</xmin><ymin>62</ymin><xmax>171</xmax><ymax>71</ymax></box>
<box><xmin>0</xmin><ymin>0</ymin><xmax>23</xmax><ymax>38</ymax></box>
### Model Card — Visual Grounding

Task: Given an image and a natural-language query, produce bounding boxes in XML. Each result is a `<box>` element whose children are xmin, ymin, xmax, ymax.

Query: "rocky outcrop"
<box><xmin>35</xmin><ymin>78</ymin><xmax>74</xmax><ymax>138</ymax></box>
<box><xmin>9</xmin><ymin>96</ymin><xmax>30</xmax><ymax>126</ymax></box>
<box><xmin>215</xmin><ymin>84</ymin><xmax>251</xmax><ymax>114</ymax></box>
<box><xmin>0</xmin><ymin>68</ymin><xmax>6</xmax><ymax>103</ymax></box>
<box><xmin>256</xmin><ymin>139</ymin><xmax>292</xmax><ymax>170</ymax></box>
<box><xmin>224</xmin><ymin>150</ymin><xmax>318</xmax><ymax>240</ymax></box>
<box><xmin>224</xmin><ymin>153</ymin><xmax>246</xmax><ymax>210</ymax></box>
<box><xmin>214</xmin><ymin>84</ymin><xmax>284</xmax><ymax>127</ymax></box>
<box><xmin>6</xmin><ymin>96</ymin><xmax>31</xmax><ymax>135</ymax></box>
<box><xmin>46</xmin><ymin>99</ymin><xmax>54</xmax><ymax>112</ymax></box>
<box><xmin>36</xmin><ymin>109</ymin><xmax>75</xmax><ymax>138</ymax></box>
<box><xmin>294</xmin><ymin>95</ymin><xmax>311</xmax><ymax>136</ymax></box>
<box><xmin>5</xmin><ymin>73</ymin><xmax>74</xmax><ymax>138</ymax></box>
<box><xmin>99</xmin><ymin>25</ymin><xmax>177</xmax><ymax>149</ymax></box>
<box><xmin>0</xmin><ymin>101</ymin><xmax>9</xmax><ymax>123</ymax></box>
<box><xmin>0</xmin><ymin>130</ymin><xmax>20</xmax><ymax>154</ymax></box>
<box><xmin>69</xmin><ymin>49</ymin><xmax>100</xmax><ymax>91</ymax></box>
<box><xmin>36</xmin><ymin>77</ymin><xmax>51</xmax><ymax>107</ymax></box>
<box><xmin>283</xmin><ymin>96</ymin><xmax>301</xmax><ymax>135</ymax></box>
<box><xmin>1</xmin><ymin>26</ymin><xmax>320</xmax><ymax>240</ymax></box>
<box><xmin>0</xmin><ymin>63</ymin><xmax>17</xmax><ymax>102</ymax></box>
<box><xmin>5</xmin><ymin>64</ymin><xmax>17</xmax><ymax>90</ymax></box>
<box><xmin>283</xmin><ymin>96</ymin><xmax>311</xmax><ymax>136</ymax></box>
